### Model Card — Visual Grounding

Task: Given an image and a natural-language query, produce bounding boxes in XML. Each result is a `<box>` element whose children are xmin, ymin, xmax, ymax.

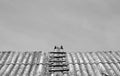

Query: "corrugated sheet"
<box><xmin>0</xmin><ymin>51</ymin><xmax>120</xmax><ymax>76</ymax></box>
<box><xmin>0</xmin><ymin>51</ymin><xmax>47</xmax><ymax>76</ymax></box>
<box><xmin>67</xmin><ymin>51</ymin><xmax>120</xmax><ymax>76</ymax></box>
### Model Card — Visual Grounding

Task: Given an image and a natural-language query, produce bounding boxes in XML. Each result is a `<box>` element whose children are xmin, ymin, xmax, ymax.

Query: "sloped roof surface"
<box><xmin>67</xmin><ymin>51</ymin><xmax>120</xmax><ymax>76</ymax></box>
<box><xmin>0</xmin><ymin>51</ymin><xmax>120</xmax><ymax>76</ymax></box>
<box><xmin>0</xmin><ymin>51</ymin><xmax>47</xmax><ymax>76</ymax></box>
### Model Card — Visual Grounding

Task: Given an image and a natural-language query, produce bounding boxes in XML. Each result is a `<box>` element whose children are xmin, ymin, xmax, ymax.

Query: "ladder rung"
<box><xmin>49</xmin><ymin>56</ymin><xmax>66</xmax><ymax>58</ymax></box>
<box><xmin>49</xmin><ymin>52</ymin><xmax>66</xmax><ymax>54</ymax></box>
<box><xmin>49</xmin><ymin>64</ymin><xmax>68</xmax><ymax>67</ymax></box>
<box><xmin>49</xmin><ymin>69</ymin><xmax>69</xmax><ymax>72</ymax></box>
<box><xmin>49</xmin><ymin>61</ymin><xmax>66</xmax><ymax>62</ymax></box>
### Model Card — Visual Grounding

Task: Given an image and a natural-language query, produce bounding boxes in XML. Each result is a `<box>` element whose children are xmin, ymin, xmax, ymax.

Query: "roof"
<box><xmin>0</xmin><ymin>51</ymin><xmax>120</xmax><ymax>76</ymax></box>
<box><xmin>67</xmin><ymin>51</ymin><xmax>120</xmax><ymax>76</ymax></box>
<box><xmin>0</xmin><ymin>51</ymin><xmax>47</xmax><ymax>76</ymax></box>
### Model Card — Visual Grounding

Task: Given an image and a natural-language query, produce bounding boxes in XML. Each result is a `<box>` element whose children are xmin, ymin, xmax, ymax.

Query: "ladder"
<box><xmin>48</xmin><ymin>46</ymin><xmax>69</xmax><ymax>76</ymax></box>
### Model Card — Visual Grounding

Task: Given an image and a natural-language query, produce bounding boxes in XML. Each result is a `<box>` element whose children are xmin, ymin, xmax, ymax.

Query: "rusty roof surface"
<box><xmin>0</xmin><ymin>51</ymin><xmax>120</xmax><ymax>76</ymax></box>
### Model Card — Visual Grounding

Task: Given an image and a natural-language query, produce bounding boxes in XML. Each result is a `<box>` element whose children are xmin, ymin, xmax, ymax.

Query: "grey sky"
<box><xmin>0</xmin><ymin>0</ymin><xmax>120</xmax><ymax>52</ymax></box>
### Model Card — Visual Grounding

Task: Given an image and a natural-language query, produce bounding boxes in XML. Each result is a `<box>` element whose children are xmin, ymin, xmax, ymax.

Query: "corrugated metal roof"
<box><xmin>67</xmin><ymin>51</ymin><xmax>120</xmax><ymax>76</ymax></box>
<box><xmin>0</xmin><ymin>51</ymin><xmax>120</xmax><ymax>76</ymax></box>
<box><xmin>0</xmin><ymin>51</ymin><xmax>47</xmax><ymax>76</ymax></box>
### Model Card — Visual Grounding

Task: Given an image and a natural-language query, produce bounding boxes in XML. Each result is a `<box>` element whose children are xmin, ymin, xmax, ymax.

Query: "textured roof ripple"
<box><xmin>0</xmin><ymin>51</ymin><xmax>120</xmax><ymax>76</ymax></box>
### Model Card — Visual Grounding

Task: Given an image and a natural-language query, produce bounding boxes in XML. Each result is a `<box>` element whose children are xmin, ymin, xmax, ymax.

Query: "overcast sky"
<box><xmin>0</xmin><ymin>0</ymin><xmax>120</xmax><ymax>52</ymax></box>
